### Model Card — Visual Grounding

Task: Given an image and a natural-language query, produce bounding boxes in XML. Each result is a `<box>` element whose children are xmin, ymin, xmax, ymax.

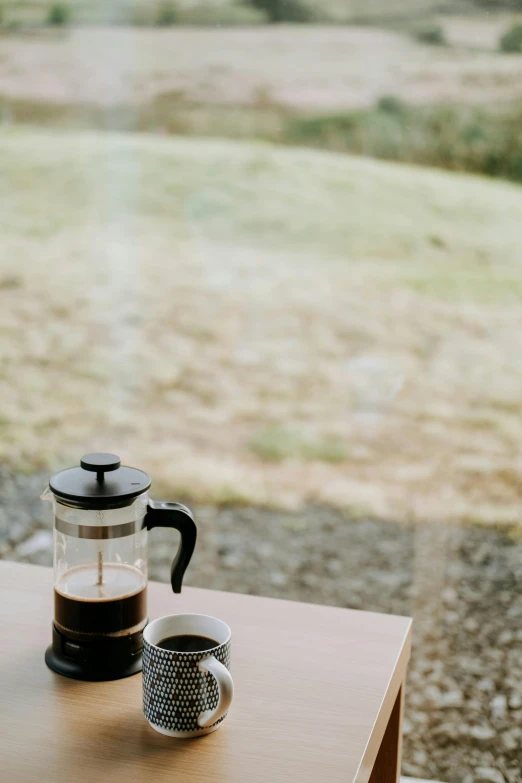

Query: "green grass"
<box><xmin>249</xmin><ymin>426</ymin><xmax>350</xmax><ymax>462</ymax></box>
<box><xmin>499</xmin><ymin>21</ymin><xmax>522</xmax><ymax>51</ymax></box>
<box><xmin>46</xmin><ymin>2</ymin><xmax>70</xmax><ymax>25</ymax></box>
<box><xmin>412</xmin><ymin>21</ymin><xmax>446</xmax><ymax>45</ymax></box>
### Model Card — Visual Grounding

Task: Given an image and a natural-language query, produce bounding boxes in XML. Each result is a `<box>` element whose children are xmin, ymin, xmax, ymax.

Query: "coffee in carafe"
<box><xmin>43</xmin><ymin>453</ymin><xmax>197</xmax><ymax>681</ymax></box>
<box><xmin>54</xmin><ymin>563</ymin><xmax>147</xmax><ymax>637</ymax></box>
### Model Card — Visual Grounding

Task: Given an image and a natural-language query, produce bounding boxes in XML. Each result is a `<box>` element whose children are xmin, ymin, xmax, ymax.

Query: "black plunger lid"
<box><xmin>49</xmin><ymin>453</ymin><xmax>151</xmax><ymax>508</ymax></box>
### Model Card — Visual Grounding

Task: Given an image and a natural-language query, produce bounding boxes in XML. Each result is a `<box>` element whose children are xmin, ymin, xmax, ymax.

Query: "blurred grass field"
<box><xmin>3</xmin><ymin>127</ymin><xmax>522</xmax><ymax>525</ymax></box>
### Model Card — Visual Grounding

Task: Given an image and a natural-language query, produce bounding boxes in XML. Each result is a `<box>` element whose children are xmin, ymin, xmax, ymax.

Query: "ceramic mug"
<box><xmin>143</xmin><ymin>614</ymin><xmax>233</xmax><ymax>737</ymax></box>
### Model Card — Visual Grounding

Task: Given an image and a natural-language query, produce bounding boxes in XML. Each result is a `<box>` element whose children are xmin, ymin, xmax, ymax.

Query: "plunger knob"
<box><xmin>81</xmin><ymin>453</ymin><xmax>121</xmax><ymax>483</ymax></box>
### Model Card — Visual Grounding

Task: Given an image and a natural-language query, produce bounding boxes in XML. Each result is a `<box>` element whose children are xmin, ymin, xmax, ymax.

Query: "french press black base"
<box><xmin>42</xmin><ymin>453</ymin><xmax>197</xmax><ymax>682</ymax></box>
<box><xmin>45</xmin><ymin>624</ymin><xmax>144</xmax><ymax>682</ymax></box>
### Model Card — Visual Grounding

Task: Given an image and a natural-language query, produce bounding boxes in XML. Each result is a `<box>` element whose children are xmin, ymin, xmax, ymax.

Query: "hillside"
<box><xmin>2</xmin><ymin>128</ymin><xmax>522</xmax><ymax>524</ymax></box>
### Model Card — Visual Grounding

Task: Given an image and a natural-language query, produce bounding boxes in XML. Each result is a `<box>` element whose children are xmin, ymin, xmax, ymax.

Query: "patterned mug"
<box><xmin>143</xmin><ymin>614</ymin><xmax>233</xmax><ymax>737</ymax></box>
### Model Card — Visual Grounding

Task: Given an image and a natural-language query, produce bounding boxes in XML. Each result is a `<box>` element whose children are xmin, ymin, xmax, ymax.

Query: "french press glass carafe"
<box><xmin>42</xmin><ymin>453</ymin><xmax>197</xmax><ymax>681</ymax></box>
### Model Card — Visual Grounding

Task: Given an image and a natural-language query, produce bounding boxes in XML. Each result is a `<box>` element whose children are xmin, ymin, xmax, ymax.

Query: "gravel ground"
<box><xmin>1</xmin><ymin>467</ymin><xmax>521</xmax><ymax>782</ymax></box>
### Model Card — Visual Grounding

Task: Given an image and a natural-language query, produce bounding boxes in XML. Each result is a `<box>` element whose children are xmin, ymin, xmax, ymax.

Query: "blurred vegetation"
<box><xmin>249</xmin><ymin>427</ymin><xmax>350</xmax><ymax>463</ymax></box>
<box><xmin>177</xmin><ymin>3</ymin><xmax>265</xmax><ymax>25</ymax></box>
<box><xmin>473</xmin><ymin>0</ymin><xmax>522</xmax><ymax>7</ymax></box>
<box><xmin>499</xmin><ymin>22</ymin><xmax>522</xmax><ymax>52</ymax></box>
<box><xmin>79</xmin><ymin>1</ymin><xmax>265</xmax><ymax>27</ymax></box>
<box><xmin>243</xmin><ymin>0</ymin><xmax>316</xmax><ymax>23</ymax></box>
<box><xmin>3</xmin><ymin>0</ymin><xmax>521</xmax><ymax>29</ymax></box>
<box><xmin>0</xmin><ymin>0</ymin><xmax>265</xmax><ymax>27</ymax></box>
<box><xmin>5</xmin><ymin>92</ymin><xmax>522</xmax><ymax>184</ymax></box>
<box><xmin>413</xmin><ymin>22</ymin><xmax>446</xmax><ymax>45</ymax></box>
<box><xmin>155</xmin><ymin>2</ymin><xmax>178</xmax><ymax>25</ymax></box>
<box><xmin>286</xmin><ymin>100</ymin><xmax>522</xmax><ymax>184</ymax></box>
<box><xmin>46</xmin><ymin>2</ymin><xmax>71</xmax><ymax>25</ymax></box>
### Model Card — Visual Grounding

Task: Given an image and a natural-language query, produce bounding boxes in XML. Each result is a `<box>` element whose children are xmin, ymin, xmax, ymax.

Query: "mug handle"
<box><xmin>144</xmin><ymin>501</ymin><xmax>197</xmax><ymax>594</ymax></box>
<box><xmin>197</xmin><ymin>657</ymin><xmax>234</xmax><ymax>728</ymax></box>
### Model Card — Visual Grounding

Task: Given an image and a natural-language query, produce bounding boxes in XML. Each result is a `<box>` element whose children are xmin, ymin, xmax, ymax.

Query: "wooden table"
<box><xmin>0</xmin><ymin>561</ymin><xmax>411</xmax><ymax>783</ymax></box>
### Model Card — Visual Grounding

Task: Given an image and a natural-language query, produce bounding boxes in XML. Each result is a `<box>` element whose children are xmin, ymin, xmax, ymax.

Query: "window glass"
<box><xmin>2</xmin><ymin>3</ymin><xmax>521</xmax><ymax>780</ymax></box>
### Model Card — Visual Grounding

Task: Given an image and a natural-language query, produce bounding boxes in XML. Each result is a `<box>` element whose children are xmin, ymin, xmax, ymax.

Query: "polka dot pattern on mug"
<box><xmin>143</xmin><ymin>638</ymin><xmax>231</xmax><ymax>733</ymax></box>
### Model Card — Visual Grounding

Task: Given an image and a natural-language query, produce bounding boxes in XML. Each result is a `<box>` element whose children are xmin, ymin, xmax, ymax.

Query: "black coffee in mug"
<box><xmin>143</xmin><ymin>613</ymin><xmax>233</xmax><ymax>736</ymax></box>
<box><xmin>157</xmin><ymin>634</ymin><xmax>218</xmax><ymax>653</ymax></box>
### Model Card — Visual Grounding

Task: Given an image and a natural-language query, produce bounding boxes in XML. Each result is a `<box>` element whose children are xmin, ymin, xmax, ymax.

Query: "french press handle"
<box><xmin>144</xmin><ymin>501</ymin><xmax>197</xmax><ymax>593</ymax></box>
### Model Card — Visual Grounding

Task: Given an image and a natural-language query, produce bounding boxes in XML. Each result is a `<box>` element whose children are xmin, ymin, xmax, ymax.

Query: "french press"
<box><xmin>42</xmin><ymin>453</ymin><xmax>197</xmax><ymax>682</ymax></box>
